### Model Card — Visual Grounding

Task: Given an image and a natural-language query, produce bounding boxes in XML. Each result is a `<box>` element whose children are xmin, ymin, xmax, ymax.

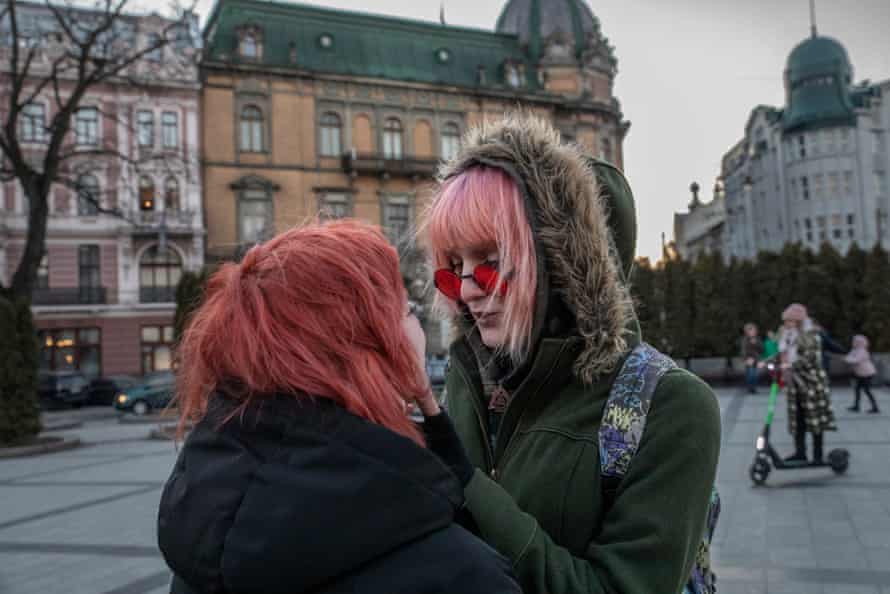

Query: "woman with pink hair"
<box><xmin>158</xmin><ymin>220</ymin><xmax>519</xmax><ymax>594</ymax></box>
<box><xmin>414</xmin><ymin>115</ymin><xmax>721</xmax><ymax>594</ymax></box>
<box><xmin>779</xmin><ymin>303</ymin><xmax>837</xmax><ymax>463</ymax></box>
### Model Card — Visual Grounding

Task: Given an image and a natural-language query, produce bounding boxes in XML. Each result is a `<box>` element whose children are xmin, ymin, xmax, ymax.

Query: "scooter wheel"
<box><xmin>749</xmin><ymin>458</ymin><xmax>771</xmax><ymax>485</ymax></box>
<box><xmin>828</xmin><ymin>449</ymin><xmax>850</xmax><ymax>475</ymax></box>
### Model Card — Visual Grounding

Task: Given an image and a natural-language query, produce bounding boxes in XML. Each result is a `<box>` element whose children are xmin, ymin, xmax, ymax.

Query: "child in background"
<box><xmin>844</xmin><ymin>335</ymin><xmax>881</xmax><ymax>414</ymax></box>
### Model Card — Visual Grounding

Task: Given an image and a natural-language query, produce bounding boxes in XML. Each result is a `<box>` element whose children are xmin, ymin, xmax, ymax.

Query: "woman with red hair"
<box><xmin>157</xmin><ymin>220</ymin><xmax>518</xmax><ymax>594</ymax></box>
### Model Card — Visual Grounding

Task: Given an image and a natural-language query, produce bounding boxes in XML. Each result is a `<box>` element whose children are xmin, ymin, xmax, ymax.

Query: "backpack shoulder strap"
<box><xmin>599</xmin><ymin>342</ymin><xmax>677</xmax><ymax>479</ymax></box>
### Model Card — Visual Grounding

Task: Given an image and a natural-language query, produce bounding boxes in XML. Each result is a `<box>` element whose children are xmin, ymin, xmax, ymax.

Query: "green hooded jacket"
<box><xmin>437</xmin><ymin>116</ymin><xmax>721</xmax><ymax>594</ymax></box>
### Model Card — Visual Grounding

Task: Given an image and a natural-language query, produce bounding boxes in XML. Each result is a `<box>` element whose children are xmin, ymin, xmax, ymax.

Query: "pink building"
<box><xmin>0</xmin><ymin>6</ymin><xmax>203</xmax><ymax>378</ymax></box>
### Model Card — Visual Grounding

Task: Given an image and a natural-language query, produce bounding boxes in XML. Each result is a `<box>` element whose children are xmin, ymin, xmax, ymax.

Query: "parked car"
<box><xmin>85</xmin><ymin>375</ymin><xmax>138</xmax><ymax>406</ymax></box>
<box><xmin>38</xmin><ymin>371</ymin><xmax>90</xmax><ymax>408</ymax></box>
<box><xmin>114</xmin><ymin>371</ymin><xmax>176</xmax><ymax>416</ymax></box>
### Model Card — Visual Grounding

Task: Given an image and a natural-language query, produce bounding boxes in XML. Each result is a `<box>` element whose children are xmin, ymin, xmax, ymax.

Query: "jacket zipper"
<box><xmin>453</xmin><ymin>358</ymin><xmax>495</xmax><ymax>475</ymax></box>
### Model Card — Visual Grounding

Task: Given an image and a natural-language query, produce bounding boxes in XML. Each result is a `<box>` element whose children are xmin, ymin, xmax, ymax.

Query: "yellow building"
<box><xmin>200</xmin><ymin>0</ymin><xmax>629</xmax><ymax>349</ymax></box>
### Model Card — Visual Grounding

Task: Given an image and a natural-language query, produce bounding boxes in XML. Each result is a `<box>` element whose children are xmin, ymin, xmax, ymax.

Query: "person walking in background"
<box><xmin>741</xmin><ymin>323</ymin><xmax>764</xmax><ymax>393</ymax></box>
<box><xmin>780</xmin><ymin>304</ymin><xmax>837</xmax><ymax>464</ymax></box>
<box><xmin>844</xmin><ymin>335</ymin><xmax>881</xmax><ymax>414</ymax></box>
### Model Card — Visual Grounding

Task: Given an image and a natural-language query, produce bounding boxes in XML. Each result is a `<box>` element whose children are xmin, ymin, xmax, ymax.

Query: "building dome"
<box><xmin>782</xmin><ymin>35</ymin><xmax>855</xmax><ymax>133</ymax></box>
<box><xmin>496</xmin><ymin>0</ymin><xmax>599</xmax><ymax>60</ymax></box>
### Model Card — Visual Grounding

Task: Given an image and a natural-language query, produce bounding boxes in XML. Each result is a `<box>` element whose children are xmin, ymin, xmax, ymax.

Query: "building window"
<box><xmin>139</xmin><ymin>245</ymin><xmax>181</xmax><ymax>303</ymax></box>
<box><xmin>76</xmin><ymin>173</ymin><xmax>100</xmax><ymax>216</ymax></box>
<box><xmin>22</xmin><ymin>103</ymin><xmax>46</xmax><ymax>142</ymax></box>
<box><xmin>139</xmin><ymin>176</ymin><xmax>156</xmax><ymax>211</ymax></box>
<box><xmin>599</xmin><ymin>137</ymin><xmax>612</xmax><ymax>163</ymax></box>
<box><xmin>876</xmin><ymin>172</ymin><xmax>888</xmax><ymax>196</ymax></box>
<box><xmin>240</xmin><ymin>105</ymin><xmax>264</xmax><ymax>152</ymax></box>
<box><xmin>164</xmin><ymin>177</ymin><xmax>180</xmax><ymax>212</ymax></box>
<box><xmin>839</xmin><ymin>128</ymin><xmax>850</xmax><ymax>152</ymax></box>
<box><xmin>828</xmin><ymin>172</ymin><xmax>839</xmax><ymax>197</ymax></box>
<box><xmin>319</xmin><ymin>112</ymin><xmax>342</xmax><ymax>157</ymax></box>
<box><xmin>75</xmin><ymin>107</ymin><xmax>99</xmax><ymax>145</ymax></box>
<box><xmin>798</xmin><ymin>134</ymin><xmax>806</xmax><ymax>158</ymax></box>
<box><xmin>318</xmin><ymin>192</ymin><xmax>351</xmax><ymax>219</ymax></box>
<box><xmin>137</xmin><ymin>110</ymin><xmax>154</xmax><ymax>147</ymax></box>
<box><xmin>789</xmin><ymin>178</ymin><xmax>798</xmax><ymax>200</ymax></box>
<box><xmin>78</xmin><ymin>245</ymin><xmax>101</xmax><ymax>298</ymax></box>
<box><xmin>441</xmin><ymin>122</ymin><xmax>460</xmax><ymax>160</ymax></box>
<box><xmin>36</xmin><ymin>253</ymin><xmax>49</xmax><ymax>289</ymax></box>
<box><xmin>801</xmin><ymin>176</ymin><xmax>809</xmax><ymax>200</ymax></box>
<box><xmin>812</xmin><ymin>173</ymin><xmax>824</xmax><ymax>199</ymax></box>
<box><xmin>239</xmin><ymin>188</ymin><xmax>274</xmax><ymax>244</ymax></box>
<box><xmin>146</xmin><ymin>33</ymin><xmax>162</xmax><ymax>62</ymax></box>
<box><xmin>383</xmin><ymin>118</ymin><xmax>403</xmax><ymax>159</ymax></box>
<box><xmin>38</xmin><ymin>328</ymin><xmax>101</xmax><ymax>376</ymax></box>
<box><xmin>843</xmin><ymin>170</ymin><xmax>854</xmax><ymax>196</ymax></box>
<box><xmin>382</xmin><ymin>195</ymin><xmax>412</xmax><ymax>246</ymax></box>
<box><xmin>161</xmin><ymin>111</ymin><xmax>178</xmax><ymax>149</ymax></box>
<box><xmin>240</xmin><ymin>33</ymin><xmax>259</xmax><ymax>58</ymax></box>
<box><xmin>141</xmin><ymin>325</ymin><xmax>174</xmax><ymax>374</ymax></box>
<box><xmin>824</xmin><ymin>129</ymin><xmax>835</xmax><ymax>153</ymax></box>
<box><xmin>847</xmin><ymin>214</ymin><xmax>855</xmax><ymax>226</ymax></box>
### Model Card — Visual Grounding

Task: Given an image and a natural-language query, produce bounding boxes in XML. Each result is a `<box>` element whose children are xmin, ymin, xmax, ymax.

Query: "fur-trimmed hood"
<box><xmin>437</xmin><ymin>114</ymin><xmax>636</xmax><ymax>384</ymax></box>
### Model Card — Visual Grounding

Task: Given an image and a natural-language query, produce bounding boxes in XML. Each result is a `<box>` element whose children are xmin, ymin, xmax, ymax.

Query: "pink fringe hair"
<box><xmin>422</xmin><ymin>166</ymin><xmax>537</xmax><ymax>363</ymax></box>
<box><xmin>175</xmin><ymin>220</ymin><xmax>428</xmax><ymax>446</ymax></box>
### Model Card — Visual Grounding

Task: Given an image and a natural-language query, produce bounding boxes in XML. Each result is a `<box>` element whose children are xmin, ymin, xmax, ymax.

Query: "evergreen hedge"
<box><xmin>0</xmin><ymin>293</ymin><xmax>42</xmax><ymax>445</ymax></box>
<box><xmin>631</xmin><ymin>243</ymin><xmax>890</xmax><ymax>359</ymax></box>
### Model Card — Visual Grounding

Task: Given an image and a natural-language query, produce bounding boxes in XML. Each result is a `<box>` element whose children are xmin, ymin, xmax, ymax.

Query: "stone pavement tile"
<box><xmin>0</xmin><ymin>484</ymin><xmax>140</xmax><ymax>527</ymax></box>
<box><xmin>0</xmin><ymin>488</ymin><xmax>164</xmax><ymax>547</ymax></box>
<box><xmin>715</xmin><ymin>581</ymin><xmax>767</xmax><ymax>594</ymax></box>
<box><xmin>0</xmin><ymin>552</ymin><xmax>168</xmax><ymax>594</ymax></box>
<box><xmin>811</xmin><ymin>545</ymin><xmax>872</xmax><ymax>571</ymax></box>
<box><xmin>815</xmin><ymin>586</ymin><xmax>880</xmax><ymax>594</ymax></box>
<box><xmin>12</xmin><ymin>449</ymin><xmax>177</xmax><ymax>485</ymax></box>
<box><xmin>864</xmin><ymin>547</ymin><xmax>890</xmax><ymax>571</ymax></box>
<box><xmin>767</xmin><ymin>546</ymin><xmax>818</xmax><ymax>568</ymax></box>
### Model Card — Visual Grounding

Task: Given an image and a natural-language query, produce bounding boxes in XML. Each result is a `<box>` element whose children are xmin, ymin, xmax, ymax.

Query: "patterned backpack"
<box><xmin>599</xmin><ymin>343</ymin><xmax>721</xmax><ymax>594</ymax></box>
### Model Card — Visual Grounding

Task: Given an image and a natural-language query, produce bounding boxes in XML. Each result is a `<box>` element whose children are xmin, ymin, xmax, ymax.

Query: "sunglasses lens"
<box><xmin>474</xmin><ymin>264</ymin><xmax>506</xmax><ymax>297</ymax></box>
<box><xmin>433</xmin><ymin>269</ymin><xmax>462</xmax><ymax>301</ymax></box>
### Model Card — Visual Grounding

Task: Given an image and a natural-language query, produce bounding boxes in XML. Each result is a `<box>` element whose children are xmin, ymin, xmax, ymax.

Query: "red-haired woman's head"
<box><xmin>176</xmin><ymin>220</ymin><xmax>427</xmax><ymax>445</ymax></box>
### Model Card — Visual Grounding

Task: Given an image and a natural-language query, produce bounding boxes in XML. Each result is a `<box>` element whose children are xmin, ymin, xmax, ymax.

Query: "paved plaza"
<box><xmin>0</xmin><ymin>385</ymin><xmax>888</xmax><ymax>594</ymax></box>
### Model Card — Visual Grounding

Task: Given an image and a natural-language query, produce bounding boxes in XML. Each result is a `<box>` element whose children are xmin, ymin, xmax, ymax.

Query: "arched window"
<box><xmin>139</xmin><ymin>245</ymin><xmax>182</xmax><ymax>303</ymax></box>
<box><xmin>164</xmin><ymin>177</ymin><xmax>180</xmax><ymax>212</ymax></box>
<box><xmin>77</xmin><ymin>174</ymin><xmax>100</xmax><ymax>216</ymax></box>
<box><xmin>139</xmin><ymin>176</ymin><xmax>155</xmax><ymax>211</ymax></box>
<box><xmin>440</xmin><ymin>122</ymin><xmax>460</xmax><ymax>160</ymax></box>
<box><xmin>383</xmin><ymin>117</ymin><xmax>403</xmax><ymax>159</ymax></box>
<box><xmin>240</xmin><ymin>105</ymin><xmax>264</xmax><ymax>152</ymax></box>
<box><xmin>320</xmin><ymin>112</ymin><xmax>342</xmax><ymax>157</ymax></box>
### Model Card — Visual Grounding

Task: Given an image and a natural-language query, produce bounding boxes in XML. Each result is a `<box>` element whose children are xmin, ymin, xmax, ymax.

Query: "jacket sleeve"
<box><xmin>844</xmin><ymin>350</ymin><xmax>864</xmax><ymax>365</ymax></box>
<box><xmin>462</xmin><ymin>370</ymin><xmax>721</xmax><ymax>594</ymax></box>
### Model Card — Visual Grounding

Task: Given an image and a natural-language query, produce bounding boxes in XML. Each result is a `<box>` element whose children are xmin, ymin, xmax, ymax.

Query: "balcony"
<box><xmin>131</xmin><ymin>210</ymin><xmax>197</xmax><ymax>236</ymax></box>
<box><xmin>341</xmin><ymin>152</ymin><xmax>439</xmax><ymax>178</ymax></box>
<box><xmin>140</xmin><ymin>286</ymin><xmax>176</xmax><ymax>303</ymax></box>
<box><xmin>32</xmin><ymin>287</ymin><xmax>107</xmax><ymax>306</ymax></box>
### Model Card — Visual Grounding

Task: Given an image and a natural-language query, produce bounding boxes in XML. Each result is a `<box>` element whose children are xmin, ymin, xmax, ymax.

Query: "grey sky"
<box><xmin>140</xmin><ymin>0</ymin><xmax>890</xmax><ymax>260</ymax></box>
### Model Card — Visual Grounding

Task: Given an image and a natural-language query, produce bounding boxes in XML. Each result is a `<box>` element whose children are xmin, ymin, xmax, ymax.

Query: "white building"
<box><xmin>673</xmin><ymin>182</ymin><xmax>726</xmax><ymax>262</ymax></box>
<box><xmin>717</xmin><ymin>30</ymin><xmax>889</xmax><ymax>260</ymax></box>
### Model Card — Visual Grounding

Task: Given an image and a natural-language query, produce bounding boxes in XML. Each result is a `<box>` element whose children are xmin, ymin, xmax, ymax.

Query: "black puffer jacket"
<box><xmin>157</xmin><ymin>395</ymin><xmax>519</xmax><ymax>594</ymax></box>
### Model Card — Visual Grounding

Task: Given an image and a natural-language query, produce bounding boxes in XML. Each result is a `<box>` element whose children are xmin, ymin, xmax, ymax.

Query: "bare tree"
<box><xmin>0</xmin><ymin>0</ymin><xmax>198</xmax><ymax>299</ymax></box>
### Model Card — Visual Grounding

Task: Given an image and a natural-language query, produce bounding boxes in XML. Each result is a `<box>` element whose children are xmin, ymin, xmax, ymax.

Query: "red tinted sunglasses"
<box><xmin>434</xmin><ymin>262</ymin><xmax>508</xmax><ymax>301</ymax></box>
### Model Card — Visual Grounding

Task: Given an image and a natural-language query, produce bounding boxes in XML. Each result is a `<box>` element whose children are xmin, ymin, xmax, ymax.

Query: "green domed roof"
<box><xmin>782</xmin><ymin>35</ymin><xmax>855</xmax><ymax>133</ymax></box>
<box><xmin>496</xmin><ymin>0</ymin><xmax>598</xmax><ymax>60</ymax></box>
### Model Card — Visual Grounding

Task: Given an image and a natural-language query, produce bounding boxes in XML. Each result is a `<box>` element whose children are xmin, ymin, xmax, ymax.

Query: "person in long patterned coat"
<box><xmin>780</xmin><ymin>303</ymin><xmax>837</xmax><ymax>463</ymax></box>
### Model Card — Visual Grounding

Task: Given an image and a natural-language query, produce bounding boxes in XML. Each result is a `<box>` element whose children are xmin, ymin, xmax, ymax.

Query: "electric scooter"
<box><xmin>748</xmin><ymin>360</ymin><xmax>849</xmax><ymax>486</ymax></box>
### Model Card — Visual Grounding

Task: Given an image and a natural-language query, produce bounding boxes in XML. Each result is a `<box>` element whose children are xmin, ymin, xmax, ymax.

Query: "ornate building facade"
<box><xmin>0</xmin><ymin>5</ymin><xmax>203</xmax><ymax>378</ymax></box>
<box><xmin>200</xmin><ymin>0</ymin><xmax>630</xmax><ymax>352</ymax></box>
<box><xmin>713</xmin><ymin>30</ymin><xmax>889</xmax><ymax>260</ymax></box>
